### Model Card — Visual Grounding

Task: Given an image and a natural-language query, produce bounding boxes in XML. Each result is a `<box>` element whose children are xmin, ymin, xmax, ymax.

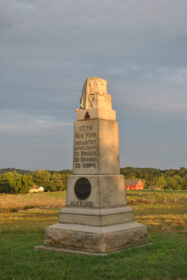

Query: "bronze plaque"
<box><xmin>74</xmin><ymin>178</ymin><xmax>91</xmax><ymax>200</ymax></box>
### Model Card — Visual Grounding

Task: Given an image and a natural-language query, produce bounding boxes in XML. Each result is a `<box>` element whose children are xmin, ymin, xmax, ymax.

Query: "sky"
<box><xmin>0</xmin><ymin>0</ymin><xmax>187</xmax><ymax>170</ymax></box>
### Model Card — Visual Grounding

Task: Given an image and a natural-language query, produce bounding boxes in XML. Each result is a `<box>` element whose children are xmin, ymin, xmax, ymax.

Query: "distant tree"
<box><xmin>0</xmin><ymin>172</ymin><xmax>22</xmax><ymax>193</ymax></box>
<box><xmin>33</xmin><ymin>170</ymin><xmax>51</xmax><ymax>191</ymax></box>
<box><xmin>61</xmin><ymin>174</ymin><xmax>68</xmax><ymax>191</ymax></box>
<box><xmin>0</xmin><ymin>174</ymin><xmax>12</xmax><ymax>193</ymax></box>
<box><xmin>21</xmin><ymin>174</ymin><xmax>34</xmax><ymax>193</ymax></box>
<box><xmin>50</xmin><ymin>173</ymin><xmax>63</xmax><ymax>191</ymax></box>
<box><xmin>164</xmin><ymin>175</ymin><xmax>183</xmax><ymax>190</ymax></box>
<box><xmin>172</xmin><ymin>175</ymin><xmax>185</xmax><ymax>190</ymax></box>
<box><xmin>0</xmin><ymin>168</ymin><xmax>33</xmax><ymax>175</ymax></box>
<box><xmin>141</xmin><ymin>178</ymin><xmax>147</xmax><ymax>189</ymax></box>
<box><xmin>9</xmin><ymin>172</ymin><xmax>22</xmax><ymax>193</ymax></box>
<box><xmin>156</xmin><ymin>176</ymin><xmax>167</xmax><ymax>189</ymax></box>
<box><xmin>59</xmin><ymin>169</ymin><xmax>72</xmax><ymax>175</ymax></box>
<box><xmin>182</xmin><ymin>174</ymin><xmax>187</xmax><ymax>189</ymax></box>
<box><xmin>164</xmin><ymin>169</ymin><xmax>176</xmax><ymax>177</ymax></box>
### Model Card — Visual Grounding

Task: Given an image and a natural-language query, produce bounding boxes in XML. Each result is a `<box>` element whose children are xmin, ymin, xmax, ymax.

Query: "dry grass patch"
<box><xmin>0</xmin><ymin>191</ymin><xmax>66</xmax><ymax>213</ymax></box>
<box><xmin>135</xmin><ymin>213</ymin><xmax>187</xmax><ymax>233</ymax></box>
<box><xmin>126</xmin><ymin>190</ymin><xmax>187</xmax><ymax>233</ymax></box>
<box><xmin>0</xmin><ymin>209</ymin><xmax>59</xmax><ymax>232</ymax></box>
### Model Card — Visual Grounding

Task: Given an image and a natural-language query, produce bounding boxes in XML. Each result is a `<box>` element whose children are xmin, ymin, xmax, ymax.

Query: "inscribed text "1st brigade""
<box><xmin>74</xmin><ymin>125</ymin><xmax>97</xmax><ymax>169</ymax></box>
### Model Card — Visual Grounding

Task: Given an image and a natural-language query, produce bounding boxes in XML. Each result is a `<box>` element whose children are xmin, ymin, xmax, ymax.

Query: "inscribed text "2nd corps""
<box><xmin>74</xmin><ymin>125</ymin><xmax>97</xmax><ymax>169</ymax></box>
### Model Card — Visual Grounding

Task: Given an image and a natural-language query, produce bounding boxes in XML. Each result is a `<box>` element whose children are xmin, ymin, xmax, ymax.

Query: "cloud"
<box><xmin>0</xmin><ymin>117</ymin><xmax>72</xmax><ymax>135</ymax></box>
<box><xmin>114</xmin><ymin>66</ymin><xmax>187</xmax><ymax>114</ymax></box>
<box><xmin>0</xmin><ymin>0</ymin><xmax>187</xmax><ymax>169</ymax></box>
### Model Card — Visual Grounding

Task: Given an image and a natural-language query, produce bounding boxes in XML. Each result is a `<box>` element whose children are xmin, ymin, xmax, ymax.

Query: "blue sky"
<box><xmin>0</xmin><ymin>0</ymin><xmax>187</xmax><ymax>170</ymax></box>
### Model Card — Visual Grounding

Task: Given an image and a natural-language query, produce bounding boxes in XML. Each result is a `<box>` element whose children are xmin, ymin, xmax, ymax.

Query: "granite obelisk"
<box><xmin>37</xmin><ymin>77</ymin><xmax>147</xmax><ymax>254</ymax></box>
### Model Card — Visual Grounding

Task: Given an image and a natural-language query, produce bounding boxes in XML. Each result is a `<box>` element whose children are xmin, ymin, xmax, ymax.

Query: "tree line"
<box><xmin>120</xmin><ymin>167</ymin><xmax>187</xmax><ymax>190</ymax></box>
<box><xmin>0</xmin><ymin>167</ymin><xmax>186</xmax><ymax>193</ymax></box>
<box><xmin>0</xmin><ymin>169</ymin><xmax>72</xmax><ymax>194</ymax></box>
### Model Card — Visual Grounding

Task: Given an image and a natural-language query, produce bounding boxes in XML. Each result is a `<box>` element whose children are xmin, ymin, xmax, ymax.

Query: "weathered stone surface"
<box><xmin>76</xmin><ymin>108</ymin><xmax>116</xmax><ymax>121</ymax></box>
<box><xmin>65</xmin><ymin>175</ymin><xmax>126</xmax><ymax>208</ymax></box>
<box><xmin>80</xmin><ymin>77</ymin><xmax>112</xmax><ymax>110</ymax></box>
<box><xmin>59</xmin><ymin>206</ymin><xmax>134</xmax><ymax>226</ymax></box>
<box><xmin>44</xmin><ymin>222</ymin><xmax>147</xmax><ymax>253</ymax></box>
<box><xmin>73</xmin><ymin>119</ymin><xmax>120</xmax><ymax>175</ymax></box>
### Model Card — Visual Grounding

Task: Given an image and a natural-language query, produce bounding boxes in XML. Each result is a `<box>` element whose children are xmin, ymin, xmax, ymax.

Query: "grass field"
<box><xmin>0</xmin><ymin>190</ymin><xmax>187</xmax><ymax>280</ymax></box>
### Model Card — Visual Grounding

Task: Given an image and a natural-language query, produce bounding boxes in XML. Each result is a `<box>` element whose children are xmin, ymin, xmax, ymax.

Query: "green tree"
<box><xmin>61</xmin><ymin>174</ymin><xmax>68</xmax><ymax>191</ymax></box>
<box><xmin>0</xmin><ymin>172</ymin><xmax>22</xmax><ymax>193</ymax></box>
<box><xmin>50</xmin><ymin>173</ymin><xmax>63</xmax><ymax>191</ymax></box>
<box><xmin>164</xmin><ymin>175</ymin><xmax>183</xmax><ymax>190</ymax></box>
<box><xmin>33</xmin><ymin>170</ymin><xmax>51</xmax><ymax>191</ymax></box>
<box><xmin>7</xmin><ymin>172</ymin><xmax>22</xmax><ymax>193</ymax></box>
<box><xmin>21</xmin><ymin>174</ymin><xmax>34</xmax><ymax>193</ymax></box>
<box><xmin>156</xmin><ymin>176</ymin><xmax>167</xmax><ymax>189</ymax></box>
<box><xmin>0</xmin><ymin>174</ymin><xmax>12</xmax><ymax>193</ymax></box>
<box><xmin>172</xmin><ymin>175</ymin><xmax>184</xmax><ymax>190</ymax></box>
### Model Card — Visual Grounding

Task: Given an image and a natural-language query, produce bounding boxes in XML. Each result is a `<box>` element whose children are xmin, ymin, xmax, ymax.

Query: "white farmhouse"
<box><xmin>30</xmin><ymin>185</ymin><xmax>44</xmax><ymax>193</ymax></box>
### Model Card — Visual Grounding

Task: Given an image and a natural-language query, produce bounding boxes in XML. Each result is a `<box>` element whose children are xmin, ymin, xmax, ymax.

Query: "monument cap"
<box><xmin>76</xmin><ymin>77</ymin><xmax>115</xmax><ymax>121</ymax></box>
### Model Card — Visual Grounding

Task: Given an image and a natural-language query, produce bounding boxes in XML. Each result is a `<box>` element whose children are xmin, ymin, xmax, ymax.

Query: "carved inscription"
<box><xmin>73</xmin><ymin>124</ymin><xmax>97</xmax><ymax>170</ymax></box>
<box><xmin>70</xmin><ymin>201</ymin><xmax>94</xmax><ymax>207</ymax></box>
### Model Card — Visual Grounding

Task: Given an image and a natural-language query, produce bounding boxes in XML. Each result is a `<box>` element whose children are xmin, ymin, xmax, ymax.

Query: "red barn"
<box><xmin>125</xmin><ymin>179</ymin><xmax>144</xmax><ymax>190</ymax></box>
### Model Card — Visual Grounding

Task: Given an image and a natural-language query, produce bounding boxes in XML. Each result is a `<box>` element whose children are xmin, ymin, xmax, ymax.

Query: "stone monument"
<box><xmin>36</xmin><ymin>77</ymin><xmax>147</xmax><ymax>254</ymax></box>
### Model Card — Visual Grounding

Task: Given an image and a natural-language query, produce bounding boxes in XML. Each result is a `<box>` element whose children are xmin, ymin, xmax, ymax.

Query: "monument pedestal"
<box><xmin>37</xmin><ymin>77</ymin><xmax>147</xmax><ymax>254</ymax></box>
<box><xmin>42</xmin><ymin>221</ymin><xmax>147</xmax><ymax>254</ymax></box>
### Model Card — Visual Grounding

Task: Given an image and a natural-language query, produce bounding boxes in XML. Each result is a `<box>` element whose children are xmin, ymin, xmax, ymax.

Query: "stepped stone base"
<box><xmin>59</xmin><ymin>206</ymin><xmax>134</xmax><ymax>226</ymax></box>
<box><xmin>41</xmin><ymin>221</ymin><xmax>147</xmax><ymax>254</ymax></box>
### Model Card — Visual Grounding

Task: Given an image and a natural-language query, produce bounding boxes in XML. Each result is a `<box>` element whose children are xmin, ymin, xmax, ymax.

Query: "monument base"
<box><xmin>36</xmin><ymin>242</ymin><xmax>150</xmax><ymax>256</ymax></box>
<box><xmin>39</xmin><ymin>221</ymin><xmax>147</xmax><ymax>254</ymax></box>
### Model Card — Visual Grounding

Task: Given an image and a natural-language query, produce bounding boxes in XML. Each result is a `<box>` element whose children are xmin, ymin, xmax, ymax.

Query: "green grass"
<box><xmin>0</xmin><ymin>190</ymin><xmax>187</xmax><ymax>280</ymax></box>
